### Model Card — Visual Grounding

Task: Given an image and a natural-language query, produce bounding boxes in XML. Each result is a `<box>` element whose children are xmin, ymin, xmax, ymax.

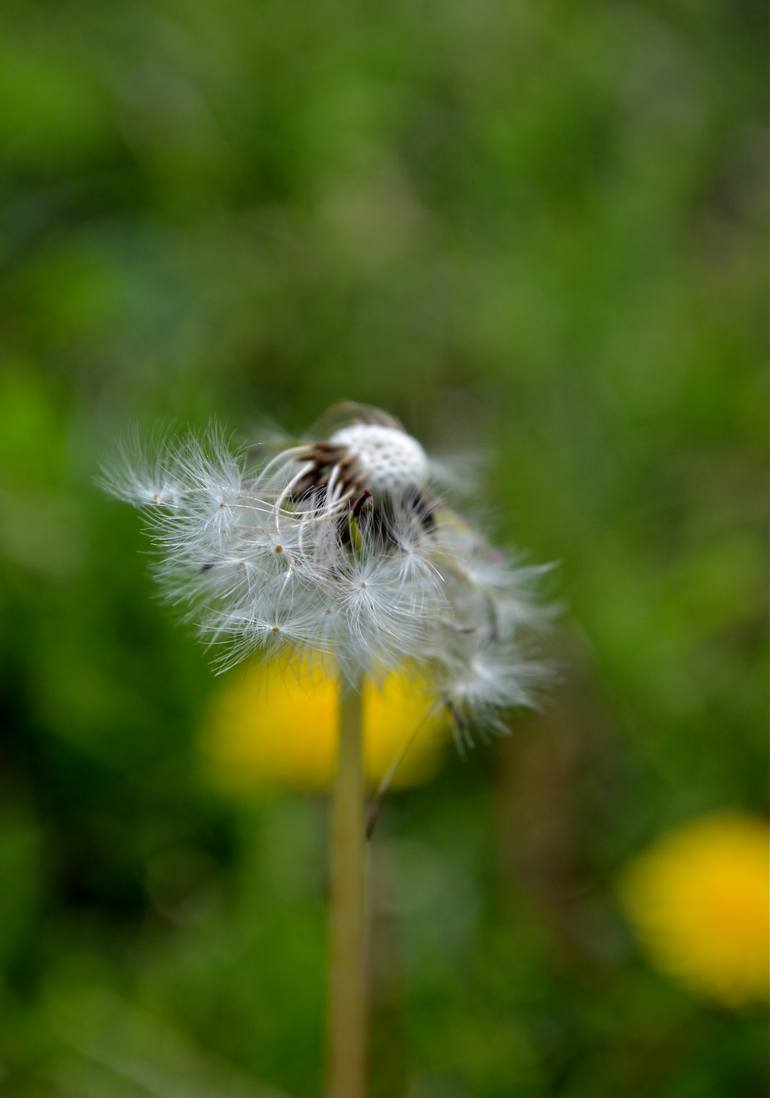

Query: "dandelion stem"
<box><xmin>326</xmin><ymin>670</ymin><xmax>367</xmax><ymax>1098</ymax></box>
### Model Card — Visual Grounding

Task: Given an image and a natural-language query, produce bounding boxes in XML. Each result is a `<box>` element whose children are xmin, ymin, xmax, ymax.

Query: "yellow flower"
<box><xmin>620</xmin><ymin>812</ymin><xmax>770</xmax><ymax>1007</ymax></box>
<box><xmin>200</xmin><ymin>656</ymin><xmax>450</xmax><ymax>793</ymax></box>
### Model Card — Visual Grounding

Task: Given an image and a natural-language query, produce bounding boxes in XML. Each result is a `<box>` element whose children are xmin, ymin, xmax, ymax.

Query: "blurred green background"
<box><xmin>0</xmin><ymin>1</ymin><xmax>767</xmax><ymax>1095</ymax></box>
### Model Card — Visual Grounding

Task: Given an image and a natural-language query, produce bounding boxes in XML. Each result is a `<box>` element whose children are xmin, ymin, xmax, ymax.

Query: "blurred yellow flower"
<box><xmin>620</xmin><ymin>812</ymin><xmax>769</xmax><ymax>1007</ymax></box>
<box><xmin>200</xmin><ymin>656</ymin><xmax>450</xmax><ymax>793</ymax></box>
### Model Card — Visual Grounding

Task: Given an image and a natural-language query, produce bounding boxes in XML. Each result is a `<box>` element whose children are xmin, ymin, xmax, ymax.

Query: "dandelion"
<box><xmin>100</xmin><ymin>404</ymin><xmax>550</xmax><ymax>725</ymax></box>
<box><xmin>101</xmin><ymin>402</ymin><xmax>552</xmax><ymax>1098</ymax></box>
<box><xmin>200</xmin><ymin>654</ymin><xmax>450</xmax><ymax>793</ymax></box>
<box><xmin>620</xmin><ymin>812</ymin><xmax>770</xmax><ymax>1007</ymax></box>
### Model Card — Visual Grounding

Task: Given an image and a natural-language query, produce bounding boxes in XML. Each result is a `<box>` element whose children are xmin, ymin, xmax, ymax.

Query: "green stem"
<box><xmin>326</xmin><ymin>670</ymin><xmax>367</xmax><ymax>1098</ymax></box>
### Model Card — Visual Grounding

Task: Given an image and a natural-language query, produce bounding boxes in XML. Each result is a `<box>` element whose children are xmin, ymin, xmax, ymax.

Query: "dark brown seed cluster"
<box><xmin>292</xmin><ymin>441</ymin><xmax>368</xmax><ymax>501</ymax></box>
<box><xmin>288</xmin><ymin>438</ymin><xmax>438</xmax><ymax>545</ymax></box>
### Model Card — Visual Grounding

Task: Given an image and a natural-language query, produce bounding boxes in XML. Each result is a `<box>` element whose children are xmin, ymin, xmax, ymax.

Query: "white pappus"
<box><xmin>100</xmin><ymin>403</ymin><xmax>553</xmax><ymax>742</ymax></box>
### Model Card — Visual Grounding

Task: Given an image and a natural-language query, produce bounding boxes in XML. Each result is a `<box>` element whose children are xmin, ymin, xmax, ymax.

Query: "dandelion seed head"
<box><xmin>101</xmin><ymin>405</ymin><xmax>555</xmax><ymax>741</ymax></box>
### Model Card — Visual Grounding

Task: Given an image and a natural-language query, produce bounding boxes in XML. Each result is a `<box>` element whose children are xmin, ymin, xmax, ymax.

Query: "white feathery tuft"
<box><xmin>101</xmin><ymin>407</ymin><xmax>554</xmax><ymax>742</ymax></box>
